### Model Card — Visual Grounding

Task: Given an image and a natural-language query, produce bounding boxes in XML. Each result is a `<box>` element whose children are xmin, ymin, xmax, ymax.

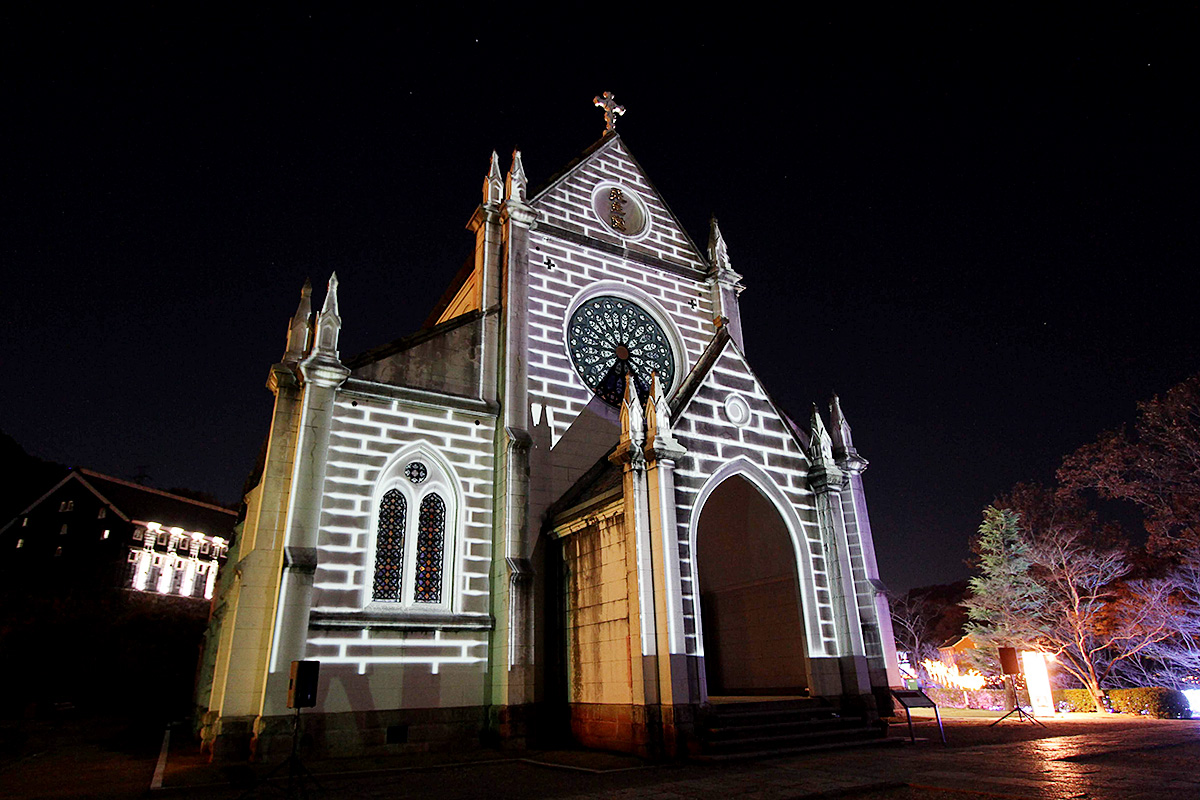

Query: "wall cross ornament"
<box><xmin>593</xmin><ymin>91</ymin><xmax>626</xmax><ymax>133</ymax></box>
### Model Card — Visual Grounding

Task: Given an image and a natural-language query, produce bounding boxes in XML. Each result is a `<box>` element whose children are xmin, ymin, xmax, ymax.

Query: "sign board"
<box><xmin>1021</xmin><ymin>651</ymin><xmax>1055</xmax><ymax>716</ymax></box>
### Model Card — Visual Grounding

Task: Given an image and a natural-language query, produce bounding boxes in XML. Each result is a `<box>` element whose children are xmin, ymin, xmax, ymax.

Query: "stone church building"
<box><xmin>199</xmin><ymin>104</ymin><xmax>900</xmax><ymax>759</ymax></box>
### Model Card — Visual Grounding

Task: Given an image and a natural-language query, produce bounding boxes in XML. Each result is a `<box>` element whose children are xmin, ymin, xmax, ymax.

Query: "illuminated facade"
<box><xmin>129</xmin><ymin>521</ymin><xmax>227</xmax><ymax>600</ymax></box>
<box><xmin>199</xmin><ymin>123</ymin><xmax>900</xmax><ymax>759</ymax></box>
<box><xmin>0</xmin><ymin>469</ymin><xmax>236</xmax><ymax>599</ymax></box>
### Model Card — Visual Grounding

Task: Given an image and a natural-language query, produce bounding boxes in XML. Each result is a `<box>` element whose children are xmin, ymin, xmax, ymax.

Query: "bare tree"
<box><xmin>966</xmin><ymin>495</ymin><xmax>1195</xmax><ymax>710</ymax></box>
<box><xmin>1029</xmin><ymin>529</ymin><xmax>1136</xmax><ymax>710</ymax></box>
<box><xmin>890</xmin><ymin>591</ymin><xmax>941</xmax><ymax>676</ymax></box>
<box><xmin>1108</xmin><ymin>558</ymin><xmax>1200</xmax><ymax>689</ymax></box>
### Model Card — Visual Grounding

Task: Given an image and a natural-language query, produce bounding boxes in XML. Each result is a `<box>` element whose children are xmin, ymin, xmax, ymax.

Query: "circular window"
<box><xmin>566</xmin><ymin>295</ymin><xmax>675</xmax><ymax>407</ymax></box>
<box><xmin>591</xmin><ymin>184</ymin><xmax>648</xmax><ymax>238</ymax></box>
<box><xmin>404</xmin><ymin>462</ymin><xmax>428</xmax><ymax>484</ymax></box>
<box><xmin>723</xmin><ymin>394</ymin><xmax>751</xmax><ymax>427</ymax></box>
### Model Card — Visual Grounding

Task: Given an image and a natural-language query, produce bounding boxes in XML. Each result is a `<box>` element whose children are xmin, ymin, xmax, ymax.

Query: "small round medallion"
<box><xmin>404</xmin><ymin>462</ymin><xmax>428</xmax><ymax>484</ymax></box>
<box><xmin>723</xmin><ymin>394</ymin><xmax>751</xmax><ymax>427</ymax></box>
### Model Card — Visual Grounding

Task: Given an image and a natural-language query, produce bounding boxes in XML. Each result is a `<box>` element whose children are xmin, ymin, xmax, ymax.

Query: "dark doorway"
<box><xmin>696</xmin><ymin>475</ymin><xmax>808</xmax><ymax>695</ymax></box>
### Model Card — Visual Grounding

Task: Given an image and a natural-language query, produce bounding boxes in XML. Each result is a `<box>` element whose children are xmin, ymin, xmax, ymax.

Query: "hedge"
<box><xmin>1107</xmin><ymin>687</ymin><xmax>1191</xmax><ymax>719</ymax></box>
<box><xmin>1052</xmin><ymin>689</ymin><xmax>1098</xmax><ymax>713</ymax></box>
<box><xmin>926</xmin><ymin>686</ymin><xmax>1190</xmax><ymax>718</ymax></box>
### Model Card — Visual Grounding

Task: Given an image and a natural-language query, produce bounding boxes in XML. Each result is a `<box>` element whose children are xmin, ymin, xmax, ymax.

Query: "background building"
<box><xmin>1</xmin><ymin>468</ymin><xmax>234</xmax><ymax>597</ymax></box>
<box><xmin>0</xmin><ymin>468</ymin><xmax>237</xmax><ymax>718</ymax></box>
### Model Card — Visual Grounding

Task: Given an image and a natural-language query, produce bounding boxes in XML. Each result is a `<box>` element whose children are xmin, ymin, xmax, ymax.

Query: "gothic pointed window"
<box><xmin>368</xmin><ymin>456</ymin><xmax>455</xmax><ymax>610</ymax></box>
<box><xmin>414</xmin><ymin>494</ymin><xmax>446</xmax><ymax>604</ymax></box>
<box><xmin>372</xmin><ymin>489</ymin><xmax>407</xmax><ymax>602</ymax></box>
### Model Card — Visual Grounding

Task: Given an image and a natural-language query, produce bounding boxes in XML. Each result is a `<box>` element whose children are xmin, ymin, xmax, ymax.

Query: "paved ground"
<box><xmin>2</xmin><ymin>709</ymin><xmax>1199</xmax><ymax>799</ymax></box>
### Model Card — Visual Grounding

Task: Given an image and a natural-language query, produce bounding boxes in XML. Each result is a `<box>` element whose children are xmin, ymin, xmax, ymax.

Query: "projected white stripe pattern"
<box><xmin>839</xmin><ymin>478</ymin><xmax>883</xmax><ymax>658</ymax></box>
<box><xmin>671</xmin><ymin>347</ymin><xmax>839</xmax><ymax>658</ymax></box>
<box><xmin>526</xmin><ymin>137</ymin><xmax>716</xmax><ymax>522</ymax></box>
<box><xmin>307</xmin><ymin>394</ymin><xmax>494</xmax><ymax>670</ymax></box>
<box><xmin>306</xmin><ymin>629</ymin><xmax>488</xmax><ymax>674</ymax></box>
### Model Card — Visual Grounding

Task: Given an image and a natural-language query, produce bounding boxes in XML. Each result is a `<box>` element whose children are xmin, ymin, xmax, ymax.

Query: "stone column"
<box><xmin>609</xmin><ymin>376</ymin><xmax>657</xmax><ymax>751</ymax></box>
<box><xmin>807</xmin><ymin>406</ymin><xmax>870</xmax><ymax>698</ymax></box>
<box><xmin>830</xmin><ymin>395</ymin><xmax>902</xmax><ymax>688</ymax></box>
<box><xmin>491</xmin><ymin>151</ymin><xmax>537</xmax><ymax>739</ymax></box>
<box><xmin>264</xmin><ymin>275</ymin><xmax>349</xmax><ymax>721</ymax></box>
<box><xmin>642</xmin><ymin>374</ymin><xmax>691</xmax><ymax>756</ymax></box>
<box><xmin>468</xmin><ymin>150</ymin><xmax>504</xmax><ymax>405</ymax></box>
<box><xmin>205</xmin><ymin>283</ymin><xmax>312</xmax><ymax>759</ymax></box>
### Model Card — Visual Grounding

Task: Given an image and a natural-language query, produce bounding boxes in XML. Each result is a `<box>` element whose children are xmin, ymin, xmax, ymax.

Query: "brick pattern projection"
<box><xmin>524</xmin><ymin>137</ymin><xmax>881</xmax><ymax>660</ymax></box>
<box><xmin>371</xmin><ymin>489</ymin><xmax>406</xmax><ymax>602</ymax></box>
<box><xmin>527</xmin><ymin>138</ymin><xmax>715</xmax><ymax>450</ymax></box>
<box><xmin>672</xmin><ymin>345</ymin><xmax>837</xmax><ymax>657</ymax></box>
<box><xmin>305</xmin><ymin>397</ymin><xmax>494</xmax><ymax>673</ymax></box>
<box><xmin>839</xmin><ymin>477</ymin><xmax>884</xmax><ymax>659</ymax></box>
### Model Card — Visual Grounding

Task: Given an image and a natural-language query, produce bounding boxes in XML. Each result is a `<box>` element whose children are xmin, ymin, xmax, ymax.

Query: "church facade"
<box><xmin>199</xmin><ymin>114</ymin><xmax>899</xmax><ymax>759</ymax></box>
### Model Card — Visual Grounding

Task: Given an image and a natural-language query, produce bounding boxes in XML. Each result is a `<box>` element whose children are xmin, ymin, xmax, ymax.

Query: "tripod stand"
<box><xmin>241</xmin><ymin>707</ymin><xmax>324</xmax><ymax>799</ymax></box>
<box><xmin>989</xmin><ymin>675</ymin><xmax>1046</xmax><ymax>728</ymax></box>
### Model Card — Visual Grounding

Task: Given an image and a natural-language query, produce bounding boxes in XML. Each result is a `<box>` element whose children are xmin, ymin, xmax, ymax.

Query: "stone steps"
<box><xmin>695</xmin><ymin>698</ymin><xmax>891</xmax><ymax>760</ymax></box>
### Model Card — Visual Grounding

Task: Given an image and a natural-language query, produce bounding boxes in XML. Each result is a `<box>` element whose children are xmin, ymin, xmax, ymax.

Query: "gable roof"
<box><xmin>530</xmin><ymin>133</ymin><xmax>710</xmax><ymax>274</ymax></box>
<box><xmin>671</xmin><ymin>326</ymin><xmax>812</xmax><ymax>455</ymax></box>
<box><xmin>547</xmin><ymin>325</ymin><xmax>821</xmax><ymax>526</ymax></box>
<box><xmin>1</xmin><ymin>469</ymin><xmax>238</xmax><ymax>536</ymax></box>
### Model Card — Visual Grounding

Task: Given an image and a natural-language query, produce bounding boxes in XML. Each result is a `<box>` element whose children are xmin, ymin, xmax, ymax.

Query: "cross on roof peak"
<box><xmin>593</xmin><ymin>91</ymin><xmax>625</xmax><ymax>134</ymax></box>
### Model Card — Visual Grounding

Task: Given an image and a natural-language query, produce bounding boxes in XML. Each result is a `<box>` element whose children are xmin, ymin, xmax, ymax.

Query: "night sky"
<box><xmin>3</xmin><ymin>8</ymin><xmax>1195</xmax><ymax>591</ymax></box>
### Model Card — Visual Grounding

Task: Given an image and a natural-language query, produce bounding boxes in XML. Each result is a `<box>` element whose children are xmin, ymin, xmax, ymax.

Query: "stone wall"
<box><xmin>561</xmin><ymin>511</ymin><xmax>632</xmax><ymax>706</ymax></box>
<box><xmin>525</xmin><ymin>136</ymin><xmax>716</xmax><ymax>532</ymax></box>
<box><xmin>294</xmin><ymin>388</ymin><xmax>496</xmax><ymax>714</ymax></box>
<box><xmin>671</xmin><ymin>343</ymin><xmax>835</xmax><ymax>661</ymax></box>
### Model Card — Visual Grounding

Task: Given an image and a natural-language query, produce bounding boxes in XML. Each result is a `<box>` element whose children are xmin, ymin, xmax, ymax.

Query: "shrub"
<box><xmin>923</xmin><ymin>687</ymin><xmax>967</xmax><ymax>708</ymax></box>
<box><xmin>923</xmin><ymin>687</ymin><xmax>1020</xmax><ymax>711</ymax></box>
<box><xmin>1107</xmin><ymin>687</ymin><xmax>1191</xmax><ymax>719</ymax></box>
<box><xmin>1053</xmin><ymin>689</ymin><xmax>1099</xmax><ymax>713</ymax></box>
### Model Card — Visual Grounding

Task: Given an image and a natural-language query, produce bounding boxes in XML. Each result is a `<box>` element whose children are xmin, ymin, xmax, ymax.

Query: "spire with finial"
<box><xmin>620</xmin><ymin>373</ymin><xmax>645</xmax><ymax>450</ymax></box>
<box><xmin>483</xmin><ymin>150</ymin><xmax>504</xmax><ymax>206</ymax></box>
<box><xmin>506</xmin><ymin>149</ymin><xmax>527</xmax><ymax>204</ymax></box>
<box><xmin>806</xmin><ymin>401</ymin><xmax>844</xmax><ymax>494</ymax></box>
<box><xmin>644</xmin><ymin>372</ymin><xmax>685</xmax><ymax>459</ymax></box>
<box><xmin>311</xmin><ymin>272</ymin><xmax>343</xmax><ymax>358</ymax></box>
<box><xmin>283</xmin><ymin>278</ymin><xmax>313</xmax><ymax>362</ymax></box>
<box><xmin>610</xmin><ymin>373</ymin><xmax>646</xmax><ymax>467</ymax></box>
<box><xmin>707</xmin><ymin>216</ymin><xmax>744</xmax><ymax>282</ymax></box>
<box><xmin>809</xmin><ymin>403</ymin><xmax>834</xmax><ymax>463</ymax></box>
<box><xmin>708</xmin><ymin>217</ymin><xmax>730</xmax><ymax>272</ymax></box>
<box><xmin>829</xmin><ymin>394</ymin><xmax>868</xmax><ymax>474</ymax></box>
<box><xmin>593</xmin><ymin>91</ymin><xmax>625</xmax><ymax>134</ymax></box>
<box><xmin>706</xmin><ymin>216</ymin><xmax>746</xmax><ymax>350</ymax></box>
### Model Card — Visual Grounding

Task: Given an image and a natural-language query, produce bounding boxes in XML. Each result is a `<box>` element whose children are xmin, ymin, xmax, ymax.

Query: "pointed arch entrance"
<box><xmin>695</xmin><ymin>474</ymin><xmax>809</xmax><ymax>695</ymax></box>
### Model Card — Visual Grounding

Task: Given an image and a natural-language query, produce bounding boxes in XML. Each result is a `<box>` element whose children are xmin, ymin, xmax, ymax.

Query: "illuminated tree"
<box><xmin>964</xmin><ymin>506</ymin><xmax>1047</xmax><ymax>650</ymax></box>
<box><xmin>966</xmin><ymin>493</ymin><xmax>1194</xmax><ymax>710</ymax></box>
<box><xmin>890</xmin><ymin>582</ymin><xmax>969</xmax><ymax>679</ymax></box>
<box><xmin>890</xmin><ymin>590</ymin><xmax>942</xmax><ymax>677</ymax></box>
<box><xmin>1108</xmin><ymin>558</ymin><xmax>1200</xmax><ymax>690</ymax></box>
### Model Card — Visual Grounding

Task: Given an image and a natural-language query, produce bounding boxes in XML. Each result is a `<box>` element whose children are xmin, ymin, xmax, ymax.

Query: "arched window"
<box><xmin>371</xmin><ymin>489</ymin><xmax>407</xmax><ymax>602</ymax></box>
<box><xmin>368</xmin><ymin>456</ymin><xmax>456</xmax><ymax>609</ymax></box>
<box><xmin>414</xmin><ymin>494</ymin><xmax>446</xmax><ymax>604</ymax></box>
